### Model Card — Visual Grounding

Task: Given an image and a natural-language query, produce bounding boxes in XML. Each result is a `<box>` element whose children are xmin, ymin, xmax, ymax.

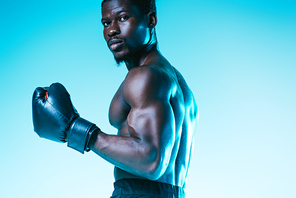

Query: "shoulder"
<box><xmin>125</xmin><ymin>65</ymin><xmax>167</xmax><ymax>83</ymax></box>
<box><xmin>122</xmin><ymin>65</ymin><xmax>174</xmax><ymax>105</ymax></box>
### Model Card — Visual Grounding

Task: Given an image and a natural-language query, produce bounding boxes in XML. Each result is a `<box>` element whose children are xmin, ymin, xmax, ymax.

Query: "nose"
<box><xmin>107</xmin><ymin>22</ymin><xmax>120</xmax><ymax>37</ymax></box>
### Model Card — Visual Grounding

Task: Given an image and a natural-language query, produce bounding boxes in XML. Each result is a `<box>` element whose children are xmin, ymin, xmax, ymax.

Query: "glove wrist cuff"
<box><xmin>67</xmin><ymin>117</ymin><xmax>99</xmax><ymax>154</ymax></box>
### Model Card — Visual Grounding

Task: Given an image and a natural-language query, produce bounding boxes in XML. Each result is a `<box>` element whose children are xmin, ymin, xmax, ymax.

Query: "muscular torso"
<box><xmin>108</xmin><ymin>61</ymin><xmax>198</xmax><ymax>187</ymax></box>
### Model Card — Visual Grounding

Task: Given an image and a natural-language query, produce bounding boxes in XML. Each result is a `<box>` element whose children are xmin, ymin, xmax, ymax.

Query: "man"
<box><xmin>32</xmin><ymin>0</ymin><xmax>198</xmax><ymax>197</ymax></box>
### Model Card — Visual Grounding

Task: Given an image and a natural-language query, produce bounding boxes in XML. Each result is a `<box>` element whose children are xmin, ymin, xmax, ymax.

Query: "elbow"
<box><xmin>144</xmin><ymin>165</ymin><xmax>161</xmax><ymax>181</ymax></box>
<box><xmin>141</xmin><ymin>149</ymin><xmax>168</xmax><ymax>181</ymax></box>
<box><xmin>145</xmin><ymin>170</ymin><xmax>163</xmax><ymax>181</ymax></box>
<box><xmin>142</xmin><ymin>164</ymin><xmax>163</xmax><ymax>181</ymax></box>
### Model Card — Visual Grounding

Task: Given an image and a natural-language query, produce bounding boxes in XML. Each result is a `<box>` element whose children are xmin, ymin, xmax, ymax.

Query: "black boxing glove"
<box><xmin>32</xmin><ymin>82</ymin><xmax>99</xmax><ymax>154</ymax></box>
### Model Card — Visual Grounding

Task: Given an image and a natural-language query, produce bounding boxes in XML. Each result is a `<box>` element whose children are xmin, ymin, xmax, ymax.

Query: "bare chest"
<box><xmin>108</xmin><ymin>85</ymin><xmax>130</xmax><ymax>131</ymax></box>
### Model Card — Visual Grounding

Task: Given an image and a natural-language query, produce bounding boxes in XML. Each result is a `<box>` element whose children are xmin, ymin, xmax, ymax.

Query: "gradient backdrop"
<box><xmin>0</xmin><ymin>0</ymin><xmax>295</xmax><ymax>197</ymax></box>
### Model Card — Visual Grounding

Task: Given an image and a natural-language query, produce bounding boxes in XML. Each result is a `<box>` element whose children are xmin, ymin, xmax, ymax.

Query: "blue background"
<box><xmin>0</xmin><ymin>0</ymin><xmax>295</xmax><ymax>197</ymax></box>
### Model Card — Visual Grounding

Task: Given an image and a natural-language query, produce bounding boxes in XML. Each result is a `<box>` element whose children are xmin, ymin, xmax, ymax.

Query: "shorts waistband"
<box><xmin>111</xmin><ymin>179</ymin><xmax>185</xmax><ymax>198</ymax></box>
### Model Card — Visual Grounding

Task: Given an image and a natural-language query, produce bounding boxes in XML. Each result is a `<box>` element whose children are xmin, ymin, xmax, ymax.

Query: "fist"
<box><xmin>32</xmin><ymin>83</ymin><xmax>78</xmax><ymax>143</ymax></box>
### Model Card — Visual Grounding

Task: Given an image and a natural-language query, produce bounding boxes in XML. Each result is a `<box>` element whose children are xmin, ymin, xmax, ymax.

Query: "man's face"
<box><xmin>101</xmin><ymin>0</ymin><xmax>150</xmax><ymax>63</ymax></box>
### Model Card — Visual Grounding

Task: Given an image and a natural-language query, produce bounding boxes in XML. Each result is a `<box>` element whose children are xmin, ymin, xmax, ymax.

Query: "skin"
<box><xmin>89</xmin><ymin>0</ymin><xmax>198</xmax><ymax>187</ymax></box>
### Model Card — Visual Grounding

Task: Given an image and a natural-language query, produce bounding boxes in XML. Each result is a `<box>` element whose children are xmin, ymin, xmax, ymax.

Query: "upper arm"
<box><xmin>122</xmin><ymin>66</ymin><xmax>176</xmax><ymax>176</ymax></box>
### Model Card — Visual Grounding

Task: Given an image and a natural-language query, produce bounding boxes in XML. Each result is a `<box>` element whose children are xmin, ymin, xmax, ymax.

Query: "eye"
<box><xmin>119</xmin><ymin>15</ymin><xmax>129</xmax><ymax>22</ymax></box>
<box><xmin>102</xmin><ymin>21</ymin><xmax>110</xmax><ymax>27</ymax></box>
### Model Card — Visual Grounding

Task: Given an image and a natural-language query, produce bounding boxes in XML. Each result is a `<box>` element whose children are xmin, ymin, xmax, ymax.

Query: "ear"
<box><xmin>146</xmin><ymin>12</ymin><xmax>157</xmax><ymax>29</ymax></box>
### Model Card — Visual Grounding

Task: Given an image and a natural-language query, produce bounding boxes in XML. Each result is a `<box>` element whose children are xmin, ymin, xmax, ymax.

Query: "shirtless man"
<box><xmin>32</xmin><ymin>0</ymin><xmax>198</xmax><ymax>197</ymax></box>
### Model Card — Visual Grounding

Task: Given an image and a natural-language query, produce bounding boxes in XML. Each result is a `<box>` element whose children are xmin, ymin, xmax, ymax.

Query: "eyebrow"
<box><xmin>115</xmin><ymin>9</ymin><xmax>128</xmax><ymax>14</ymax></box>
<box><xmin>102</xmin><ymin>9</ymin><xmax>129</xmax><ymax>21</ymax></box>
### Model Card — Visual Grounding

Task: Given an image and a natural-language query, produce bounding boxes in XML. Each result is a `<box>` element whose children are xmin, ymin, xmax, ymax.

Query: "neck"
<box><xmin>125</xmin><ymin>29</ymin><xmax>158</xmax><ymax>71</ymax></box>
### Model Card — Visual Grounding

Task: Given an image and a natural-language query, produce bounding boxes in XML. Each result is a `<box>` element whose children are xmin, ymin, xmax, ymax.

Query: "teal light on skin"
<box><xmin>0</xmin><ymin>0</ymin><xmax>295</xmax><ymax>197</ymax></box>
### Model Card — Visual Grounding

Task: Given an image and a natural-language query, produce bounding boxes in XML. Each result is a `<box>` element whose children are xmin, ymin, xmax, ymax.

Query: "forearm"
<box><xmin>89</xmin><ymin>130</ymin><xmax>161</xmax><ymax>180</ymax></box>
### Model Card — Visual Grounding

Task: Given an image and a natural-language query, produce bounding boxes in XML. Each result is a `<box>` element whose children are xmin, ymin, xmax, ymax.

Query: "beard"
<box><xmin>113</xmin><ymin>42</ymin><xmax>137</xmax><ymax>66</ymax></box>
<box><xmin>111</xmin><ymin>30</ymin><xmax>156</xmax><ymax>67</ymax></box>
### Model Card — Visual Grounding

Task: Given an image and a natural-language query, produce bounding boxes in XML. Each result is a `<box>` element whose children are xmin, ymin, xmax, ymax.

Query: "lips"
<box><xmin>108</xmin><ymin>38</ymin><xmax>123</xmax><ymax>51</ymax></box>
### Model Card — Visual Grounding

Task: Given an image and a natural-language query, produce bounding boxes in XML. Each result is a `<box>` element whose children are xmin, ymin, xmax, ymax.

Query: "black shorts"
<box><xmin>110</xmin><ymin>179</ymin><xmax>185</xmax><ymax>198</ymax></box>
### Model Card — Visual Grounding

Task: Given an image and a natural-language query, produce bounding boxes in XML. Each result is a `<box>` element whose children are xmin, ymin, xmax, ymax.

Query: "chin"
<box><xmin>113</xmin><ymin>52</ymin><xmax>130</xmax><ymax>65</ymax></box>
<box><xmin>113</xmin><ymin>50</ymin><xmax>132</xmax><ymax>64</ymax></box>
<box><xmin>114</xmin><ymin>57</ymin><xmax>125</xmax><ymax>65</ymax></box>
<box><xmin>114</xmin><ymin>45</ymin><xmax>137</xmax><ymax>62</ymax></box>
<box><xmin>114</xmin><ymin>54</ymin><xmax>126</xmax><ymax>64</ymax></box>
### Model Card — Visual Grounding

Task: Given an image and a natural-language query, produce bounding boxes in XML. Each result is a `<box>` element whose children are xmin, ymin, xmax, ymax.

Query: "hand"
<box><xmin>32</xmin><ymin>82</ymin><xmax>99</xmax><ymax>153</ymax></box>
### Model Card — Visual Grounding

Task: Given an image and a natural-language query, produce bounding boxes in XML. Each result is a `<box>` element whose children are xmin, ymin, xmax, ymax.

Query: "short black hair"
<box><xmin>101</xmin><ymin>0</ymin><xmax>156</xmax><ymax>15</ymax></box>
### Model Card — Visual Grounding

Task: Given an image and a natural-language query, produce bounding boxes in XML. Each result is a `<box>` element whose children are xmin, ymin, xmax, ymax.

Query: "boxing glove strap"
<box><xmin>67</xmin><ymin>117</ymin><xmax>99</xmax><ymax>154</ymax></box>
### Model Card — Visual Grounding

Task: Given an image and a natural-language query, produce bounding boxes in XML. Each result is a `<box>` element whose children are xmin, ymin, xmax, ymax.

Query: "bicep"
<box><xmin>127</xmin><ymin>99</ymin><xmax>175</xmax><ymax>163</ymax></box>
<box><xmin>122</xmin><ymin>66</ymin><xmax>177</xmax><ymax>172</ymax></box>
